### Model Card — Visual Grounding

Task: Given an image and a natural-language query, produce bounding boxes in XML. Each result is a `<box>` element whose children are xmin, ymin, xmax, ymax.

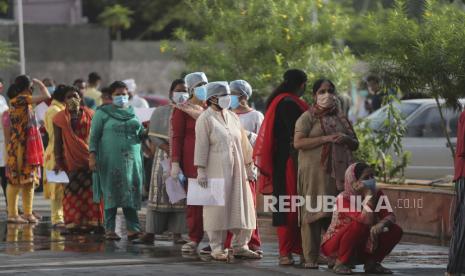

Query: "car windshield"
<box><xmin>368</xmin><ymin>102</ymin><xmax>420</xmax><ymax>130</ymax></box>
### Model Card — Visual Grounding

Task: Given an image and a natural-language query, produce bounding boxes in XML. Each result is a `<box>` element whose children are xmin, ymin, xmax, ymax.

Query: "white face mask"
<box><xmin>218</xmin><ymin>95</ymin><xmax>232</xmax><ymax>110</ymax></box>
<box><xmin>317</xmin><ymin>93</ymin><xmax>335</xmax><ymax>109</ymax></box>
<box><xmin>172</xmin><ymin>92</ymin><xmax>189</xmax><ymax>104</ymax></box>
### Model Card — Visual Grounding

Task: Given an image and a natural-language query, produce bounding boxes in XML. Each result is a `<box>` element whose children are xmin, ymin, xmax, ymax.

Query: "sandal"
<box><xmin>249</xmin><ymin>246</ymin><xmax>263</xmax><ymax>255</ymax></box>
<box><xmin>105</xmin><ymin>232</ymin><xmax>121</xmax><ymax>241</ymax></box>
<box><xmin>333</xmin><ymin>263</ymin><xmax>353</xmax><ymax>275</ymax></box>
<box><xmin>364</xmin><ymin>263</ymin><xmax>393</xmax><ymax>274</ymax></box>
<box><xmin>127</xmin><ymin>232</ymin><xmax>142</xmax><ymax>241</ymax></box>
<box><xmin>7</xmin><ymin>216</ymin><xmax>28</xmax><ymax>224</ymax></box>
<box><xmin>279</xmin><ymin>255</ymin><xmax>295</xmax><ymax>266</ymax></box>
<box><xmin>211</xmin><ymin>252</ymin><xmax>228</xmax><ymax>261</ymax></box>
<box><xmin>32</xmin><ymin>211</ymin><xmax>43</xmax><ymax>221</ymax></box>
<box><xmin>52</xmin><ymin>222</ymin><xmax>66</xmax><ymax>229</ymax></box>
<box><xmin>181</xmin><ymin>241</ymin><xmax>198</xmax><ymax>253</ymax></box>
<box><xmin>233</xmin><ymin>248</ymin><xmax>262</xmax><ymax>259</ymax></box>
<box><xmin>173</xmin><ymin>238</ymin><xmax>189</xmax><ymax>245</ymax></box>
<box><xmin>22</xmin><ymin>215</ymin><xmax>38</xmax><ymax>224</ymax></box>
<box><xmin>132</xmin><ymin>233</ymin><xmax>155</xmax><ymax>245</ymax></box>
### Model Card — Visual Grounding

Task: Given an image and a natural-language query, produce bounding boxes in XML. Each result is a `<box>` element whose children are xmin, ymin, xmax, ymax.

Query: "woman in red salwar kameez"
<box><xmin>254</xmin><ymin>69</ymin><xmax>309</xmax><ymax>265</ymax></box>
<box><xmin>171</xmin><ymin>72</ymin><xmax>208</xmax><ymax>254</ymax></box>
<box><xmin>321</xmin><ymin>163</ymin><xmax>402</xmax><ymax>275</ymax></box>
<box><xmin>53</xmin><ymin>86</ymin><xmax>103</xmax><ymax>232</ymax></box>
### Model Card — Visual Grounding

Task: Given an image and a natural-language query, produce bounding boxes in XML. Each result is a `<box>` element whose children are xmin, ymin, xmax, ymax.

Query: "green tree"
<box><xmin>98</xmin><ymin>4</ymin><xmax>133</xmax><ymax>40</ymax></box>
<box><xmin>354</xmin><ymin>95</ymin><xmax>410</xmax><ymax>183</ymax></box>
<box><xmin>363</xmin><ymin>0</ymin><xmax>465</xmax><ymax>158</ymax></box>
<box><xmin>0</xmin><ymin>41</ymin><xmax>16</xmax><ymax>69</ymax></box>
<box><xmin>83</xmin><ymin>0</ymin><xmax>201</xmax><ymax>40</ymax></box>
<box><xmin>164</xmin><ymin>0</ymin><xmax>358</xmax><ymax>100</ymax></box>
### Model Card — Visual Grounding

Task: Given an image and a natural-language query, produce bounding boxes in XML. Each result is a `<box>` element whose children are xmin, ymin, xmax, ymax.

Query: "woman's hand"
<box><xmin>31</xmin><ymin>78</ymin><xmax>51</xmax><ymax>103</ymax></box>
<box><xmin>171</xmin><ymin>162</ymin><xmax>181</xmax><ymax>179</ymax></box>
<box><xmin>89</xmin><ymin>153</ymin><xmax>97</xmax><ymax>171</ymax></box>
<box><xmin>246</xmin><ymin>163</ymin><xmax>257</xmax><ymax>182</ymax></box>
<box><xmin>53</xmin><ymin>164</ymin><xmax>63</xmax><ymax>174</ymax></box>
<box><xmin>370</xmin><ymin>222</ymin><xmax>385</xmax><ymax>239</ymax></box>
<box><xmin>334</xmin><ymin>132</ymin><xmax>352</xmax><ymax>144</ymax></box>
<box><xmin>197</xmin><ymin>167</ymin><xmax>208</xmax><ymax>188</ymax></box>
<box><xmin>323</xmin><ymin>134</ymin><xmax>341</xmax><ymax>143</ymax></box>
<box><xmin>334</xmin><ymin>132</ymin><xmax>359</xmax><ymax>151</ymax></box>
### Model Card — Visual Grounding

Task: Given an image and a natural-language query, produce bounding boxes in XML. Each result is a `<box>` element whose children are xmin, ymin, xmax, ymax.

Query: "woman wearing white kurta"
<box><xmin>194</xmin><ymin>81</ymin><xmax>260</xmax><ymax>261</ymax></box>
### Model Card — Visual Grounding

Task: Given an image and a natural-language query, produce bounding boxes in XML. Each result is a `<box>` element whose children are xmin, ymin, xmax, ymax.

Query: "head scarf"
<box><xmin>342</xmin><ymin>163</ymin><xmax>358</xmax><ymax>199</ymax></box>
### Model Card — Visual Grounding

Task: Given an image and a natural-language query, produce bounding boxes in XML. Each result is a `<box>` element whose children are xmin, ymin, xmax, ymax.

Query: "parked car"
<box><xmin>367</xmin><ymin>98</ymin><xmax>465</xmax><ymax>180</ymax></box>
<box><xmin>141</xmin><ymin>95</ymin><xmax>170</xmax><ymax>108</ymax></box>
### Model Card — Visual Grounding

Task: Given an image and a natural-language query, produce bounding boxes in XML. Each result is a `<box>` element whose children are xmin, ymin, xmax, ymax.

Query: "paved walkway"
<box><xmin>0</xmin><ymin>194</ymin><xmax>450</xmax><ymax>275</ymax></box>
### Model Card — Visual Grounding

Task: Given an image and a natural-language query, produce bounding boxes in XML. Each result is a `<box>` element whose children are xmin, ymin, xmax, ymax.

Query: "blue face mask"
<box><xmin>194</xmin><ymin>86</ymin><xmax>207</xmax><ymax>101</ymax></box>
<box><xmin>113</xmin><ymin>95</ymin><xmax>129</xmax><ymax>107</ymax></box>
<box><xmin>47</xmin><ymin>86</ymin><xmax>55</xmax><ymax>94</ymax></box>
<box><xmin>362</xmin><ymin>178</ymin><xmax>376</xmax><ymax>192</ymax></box>
<box><xmin>230</xmin><ymin>95</ymin><xmax>240</xmax><ymax>109</ymax></box>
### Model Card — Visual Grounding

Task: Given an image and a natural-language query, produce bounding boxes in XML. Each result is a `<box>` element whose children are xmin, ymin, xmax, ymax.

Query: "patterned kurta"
<box><xmin>147</xmin><ymin>105</ymin><xmax>185</xmax><ymax>212</ymax></box>
<box><xmin>7</xmin><ymin>93</ymin><xmax>40</xmax><ymax>186</ymax></box>
<box><xmin>89</xmin><ymin>105</ymin><xmax>144</xmax><ymax>210</ymax></box>
<box><xmin>54</xmin><ymin>107</ymin><xmax>103</xmax><ymax>228</ymax></box>
<box><xmin>194</xmin><ymin>107</ymin><xmax>256</xmax><ymax>231</ymax></box>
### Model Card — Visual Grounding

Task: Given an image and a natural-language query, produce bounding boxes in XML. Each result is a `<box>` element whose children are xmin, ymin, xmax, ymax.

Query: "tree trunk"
<box><xmin>434</xmin><ymin>96</ymin><xmax>455</xmax><ymax>159</ymax></box>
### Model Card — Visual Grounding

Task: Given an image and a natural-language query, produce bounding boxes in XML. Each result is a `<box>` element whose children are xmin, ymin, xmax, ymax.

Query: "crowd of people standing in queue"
<box><xmin>0</xmin><ymin>68</ymin><xmax>463</xmax><ymax>275</ymax></box>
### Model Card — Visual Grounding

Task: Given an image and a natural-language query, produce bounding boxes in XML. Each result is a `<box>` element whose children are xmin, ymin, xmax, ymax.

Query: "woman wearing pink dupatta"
<box><xmin>321</xmin><ymin>163</ymin><xmax>402</xmax><ymax>274</ymax></box>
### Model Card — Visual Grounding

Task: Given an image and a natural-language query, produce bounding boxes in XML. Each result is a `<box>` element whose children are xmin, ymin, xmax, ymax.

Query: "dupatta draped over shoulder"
<box><xmin>53</xmin><ymin>107</ymin><xmax>94</xmax><ymax>171</ymax></box>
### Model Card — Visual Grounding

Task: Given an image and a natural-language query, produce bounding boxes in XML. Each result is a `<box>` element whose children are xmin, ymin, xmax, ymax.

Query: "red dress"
<box><xmin>170</xmin><ymin>108</ymin><xmax>197</xmax><ymax>178</ymax></box>
<box><xmin>321</xmin><ymin>190</ymin><xmax>402</xmax><ymax>264</ymax></box>
<box><xmin>170</xmin><ymin>106</ymin><xmax>203</xmax><ymax>243</ymax></box>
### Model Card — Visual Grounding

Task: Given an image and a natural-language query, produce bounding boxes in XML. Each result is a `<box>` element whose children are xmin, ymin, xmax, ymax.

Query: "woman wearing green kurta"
<box><xmin>89</xmin><ymin>81</ymin><xmax>145</xmax><ymax>241</ymax></box>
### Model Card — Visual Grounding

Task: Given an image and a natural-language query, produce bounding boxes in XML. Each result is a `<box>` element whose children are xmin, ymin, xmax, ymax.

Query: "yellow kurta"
<box><xmin>43</xmin><ymin>100</ymin><xmax>66</xmax><ymax>200</ymax></box>
<box><xmin>85</xmin><ymin>87</ymin><xmax>102</xmax><ymax>106</ymax></box>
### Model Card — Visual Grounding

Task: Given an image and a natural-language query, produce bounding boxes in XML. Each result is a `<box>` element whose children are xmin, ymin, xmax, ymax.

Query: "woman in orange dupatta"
<box><xmin>53</xmin><ymin>86</ymin><xmax>103</xmax><ymax>232</ymax></box>
<box><xmin>6</xmin><ymin>75</ymin><xmax>50</xmax><ymax>224</ymax></box>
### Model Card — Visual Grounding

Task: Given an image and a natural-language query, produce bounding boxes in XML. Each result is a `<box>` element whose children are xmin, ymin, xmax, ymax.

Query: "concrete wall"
<box><xmin>0</xmin><ymin>24</ymin><xmax>185</xmax><ymax>97</ymax></box>
<box><xmin>13</xmin><ymin>0</ymin><xmax>85</xmax><ymax>25</ymax></box>
<box><xmin>110</xmin><ymin>41</ymin><xmax>185</xmax><ymax>95</ymax></box>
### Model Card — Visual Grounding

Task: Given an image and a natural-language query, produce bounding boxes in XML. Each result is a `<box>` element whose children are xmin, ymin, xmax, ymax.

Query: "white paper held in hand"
<box><xmin>187</xmin><ymin>178</ymin><xmax>225</xmax><ymax>206</ymax></box>
<box><xmin>166</xmin><ymin>176</ymin><xmax>187</xmax><ymax>204</ymax></box>
<box><xmin>45</xmin><ymin>170</ymin><xmax>70</xmax><ymax>184</ymax></box>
